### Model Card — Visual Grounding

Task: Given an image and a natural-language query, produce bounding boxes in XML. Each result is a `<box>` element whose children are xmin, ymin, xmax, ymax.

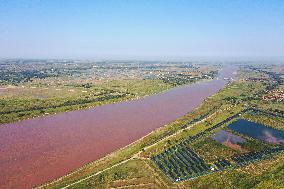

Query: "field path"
<box><xmin>60</xmin><ymin>156</ymin><xmax>135</xmax><ymax>189</ymax></box>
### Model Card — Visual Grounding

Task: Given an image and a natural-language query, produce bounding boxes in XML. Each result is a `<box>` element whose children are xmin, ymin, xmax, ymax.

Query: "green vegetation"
<box><xmin>0</xmin><ymin>80</ymin><xmax>171</xmax><ymax>124</ymax></box>
<box><xmin>191</xmin><ymin>138</ymin><xmax>237</xmax><ymax>162</ymax></box>
<box><xmin>69</xmin><ymin>159</ymin><xmax>164</xmax><ymax>189</ymax></box>
<box><xmin>0</xmin><ymin>61</ymin><xmax>219</xmax><ymax>124</ymax></box>
<box><xmin>1</xmin><ymin>61</ymin><xmax>283</xmax><ymax>188</ymax></box>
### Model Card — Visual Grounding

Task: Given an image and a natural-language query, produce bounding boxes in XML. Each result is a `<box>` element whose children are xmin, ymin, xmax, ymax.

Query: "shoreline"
<box><xmin>0</xmin><ymin>67</ymin><xmax>236</xmax><ymax>189</ymax></box>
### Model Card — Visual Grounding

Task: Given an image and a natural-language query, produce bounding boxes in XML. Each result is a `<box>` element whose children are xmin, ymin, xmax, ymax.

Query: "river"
<box><xmin>0</xmin><ymin>66</ymin><xmax>237</xmax><ymax>189</ymax></box>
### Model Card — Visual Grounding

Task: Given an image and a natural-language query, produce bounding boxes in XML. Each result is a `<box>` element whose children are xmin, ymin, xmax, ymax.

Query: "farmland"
<box><xmin>35</xmin><ymin>62</ymin><xmax>284</xmax><ymax>189</ymax></box>
<box><xmin>152</xmin><ymin>109</ymin><xmax>284</xmax><ymax>183</ymax></box>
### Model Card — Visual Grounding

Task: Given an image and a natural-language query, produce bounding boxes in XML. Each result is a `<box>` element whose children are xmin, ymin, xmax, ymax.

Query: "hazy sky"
<box><xmin>0</xmin><ymin>0</ymin><xmax>283</xmax><ymax>59</ymax></box>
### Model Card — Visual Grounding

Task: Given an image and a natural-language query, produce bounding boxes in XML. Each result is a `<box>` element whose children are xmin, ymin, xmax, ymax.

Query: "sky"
<box><xmin>0</xmin><ymin>0</ymin><xmax>283</xmax><ymax>60</ymax></box>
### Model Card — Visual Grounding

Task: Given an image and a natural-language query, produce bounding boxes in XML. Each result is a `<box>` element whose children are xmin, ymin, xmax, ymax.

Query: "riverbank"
<box><xmin>0</xmin><ymin>67</ymin><xmax>236</xmax><ymax>189</ymax></box>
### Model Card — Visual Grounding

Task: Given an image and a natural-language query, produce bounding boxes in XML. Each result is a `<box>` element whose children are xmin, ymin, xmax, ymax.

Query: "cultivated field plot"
<box><xmin>152</xmin><ymin>145</ymin><xmax>211</xmax><ymax>182</ymax></box>
<box><xmin>231</xmin><ymin>145</ymin><xmax>284</xmax><ymax>166</ymax></box>
<box><xmin>152</xmin><ymin>108</ymin><xmax>284</xmax><ymax>183</ymax></box>
<box><xmin>213</xmin><ymin>159</ymin><xmax>232</xmax><ymax>170</ymax></box>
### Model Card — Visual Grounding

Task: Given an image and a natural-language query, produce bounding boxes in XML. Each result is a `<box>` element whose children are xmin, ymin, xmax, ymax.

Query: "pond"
<box><xmin>228</xmin><ymin>119</ymin><xmax>284</xmax><ymax>145</ymax></box>
<box><xmin>211</xmin><ymin>129</ymin><xmax>245</xmax><ymax>144</ymax></box>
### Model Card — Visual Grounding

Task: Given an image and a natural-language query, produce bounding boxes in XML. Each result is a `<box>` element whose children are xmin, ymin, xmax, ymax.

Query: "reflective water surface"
<box><xmin>211</xmin><ymin>129</ymin><xmax>245</xmax><ymax>144</ymax></box>
<box><xmin>228</xmin><ymin>119</ymin><xmax>284</xmax><ymax>144</ymax></box>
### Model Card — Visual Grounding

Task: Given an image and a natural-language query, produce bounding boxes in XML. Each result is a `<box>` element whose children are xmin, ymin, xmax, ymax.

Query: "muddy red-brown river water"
<box><xmin>0</xmin><ymin>66</ymin><xmax>237</xmax><ymax>189</ymax></box>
